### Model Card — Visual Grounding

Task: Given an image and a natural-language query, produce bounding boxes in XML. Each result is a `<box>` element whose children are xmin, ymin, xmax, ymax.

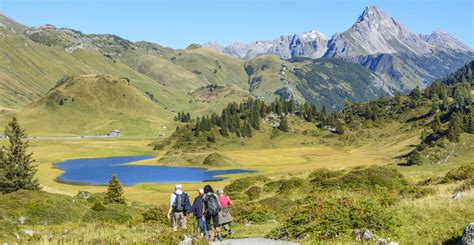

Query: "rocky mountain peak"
<box><xmin>419</xmin><ymin>29</ymin><xmax>473</xmax><ymax>52</ymax></box>
<box><xmin>356</xmin><ymin>5</ymin><xmax>390</xmax><ymax>24</ymax></box>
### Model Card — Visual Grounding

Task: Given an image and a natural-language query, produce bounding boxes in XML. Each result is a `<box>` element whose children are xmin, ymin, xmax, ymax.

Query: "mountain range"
<box><xmin>0</xmin><ymin>6</ymin><xmax>472</xmax><ymax>135</ymax></box>
<box><xmin>205</xmin><ymin>6</ymin><xmax>473</xmax><ymax>92</ymax></box>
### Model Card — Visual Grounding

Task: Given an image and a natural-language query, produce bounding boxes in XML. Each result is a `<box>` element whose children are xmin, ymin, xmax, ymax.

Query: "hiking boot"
<box><xmin>217</xmin><ymin>234</ymin><xmax>223</xmax><ymax>241</ymax></box>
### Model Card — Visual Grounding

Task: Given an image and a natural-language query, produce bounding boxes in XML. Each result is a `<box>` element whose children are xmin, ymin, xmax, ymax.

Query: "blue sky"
<box><xmin>1</xmin><ymin>0</ymin><xmax>473</xmax><ymax>49</ymax></box>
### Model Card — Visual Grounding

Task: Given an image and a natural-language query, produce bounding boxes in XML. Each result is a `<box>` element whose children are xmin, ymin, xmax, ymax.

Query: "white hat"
<box><xmin>217</xmin><ymin>188</ymin><xmax>224</xmax><ymax>194</ymax></box>
<box><xmin>175</xmin><ymin>184</ymin><xmax>182</xmax><ymax>189</ymax></box>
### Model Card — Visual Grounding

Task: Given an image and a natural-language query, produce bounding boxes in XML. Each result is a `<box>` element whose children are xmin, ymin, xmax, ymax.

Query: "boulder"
<box><xmin>460</xmin><ymin>223</ymin><xmax>474</xmax><ymax>245</ymax></box>
<box><xmin>23</xmin><ymin>229</ymin><xmax>34</xmax><ymax>236</ymax></box>
<box><xmin>450</xmin><ymin>192</ymin><xmax>467</xmax><ymax>200</ymax></box>
<box><xmin>355</xmin><ymin>229</ymin><xmax>374</xmax><ymax>240</ymax></box>
<box><xmin>18</xmin><ymin>216</ymin><xmax>26</xmax><ymax>225</ymax></box>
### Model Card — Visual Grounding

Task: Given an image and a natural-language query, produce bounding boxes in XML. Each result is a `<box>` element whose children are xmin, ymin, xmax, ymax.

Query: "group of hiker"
<box><xmin>166</xmin><ymin>184</ymin><xmax>233</xmax><ymax>241</ymax></box>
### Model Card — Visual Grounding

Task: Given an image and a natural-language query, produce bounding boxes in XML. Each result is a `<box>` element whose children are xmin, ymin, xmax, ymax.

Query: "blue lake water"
<box><xmin>54</xmin><ymin>155</ymin><xmax>255</xmax><ymax>185</ymax></box>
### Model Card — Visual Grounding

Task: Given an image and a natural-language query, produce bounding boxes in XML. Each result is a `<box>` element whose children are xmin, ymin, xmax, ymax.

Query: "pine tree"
<box><xmin>431</xmin><ymin>114</ymin><xmax>442</xmax><ymax>133</ymax></box>
<box><xmin>0</xmin><ymin>117</ymin><xmax>40</xmax><ymax>194</ymax></box>
<box><xmin>219</xmin><ymin>126</ymin><xmax>229</xmax><ymax>137</ymax></box>
<box><xmin>409</xmin><ymin>86</ymin><xmax>422</xmax><ymax>100</ymax></box>
<box><xmin>104</xmin><ymin>174</ymin><xmax>126</xmax><ymax>204</ymax></box>
<box><xmin>447</xmin><ymin>112</ymin><xmax>463</xmax><ymax>142</ymax></box>
<box><xmin>278</xmin><ymin>116</ymin><xmax>289</xmax><ymax>132</ymax></box>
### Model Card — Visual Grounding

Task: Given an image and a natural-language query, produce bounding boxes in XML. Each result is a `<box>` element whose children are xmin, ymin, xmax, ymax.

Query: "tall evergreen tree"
<box><xmin>0</xmin><ymin>117</ymin><xmax>40</xmax><ymax>194</ymax></box>
<box><xmin>104</xmin><ymin>174</ymin><xmax>126</xmax><ymax>204</ymax></box>
<box><xmin>431</xmin><ymin>114</ymin><xmax>442</xmax><ymax>133</ymax></box>
<box><xmin>447</xmin><ymin>112</ymin><xmax>463</xmax><ymax>142</ymax></box>
<box><xmin>278</xmin><ymin>116</ymin><xmax>289</xmax><ymax>132</ymax></box>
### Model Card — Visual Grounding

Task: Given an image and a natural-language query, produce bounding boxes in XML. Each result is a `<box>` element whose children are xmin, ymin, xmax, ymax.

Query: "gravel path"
<box><xmin>210</xmin><ymin>238</ymin><xmax>299</xmax><ymax>245</ymax></box>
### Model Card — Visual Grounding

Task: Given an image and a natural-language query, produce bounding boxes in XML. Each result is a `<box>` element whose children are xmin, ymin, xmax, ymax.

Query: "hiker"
<box><xmin>217</xmin><ymin>188</ymin><xmax>234</xmax><ymax>235</ymax></box>
<box><xmin>192</xmin><ymin>188</ymin><xmax>207</xmax><ymax>238</ymax></box>
<box><xmin>202</xmin><ymin>184</ymin><xmax>222</xmax><ymax>241</ymax></box>
<box><xmin>167</xmin><ymin>184</ymin><xmax>191</xmax><ymax>231</ymax></box>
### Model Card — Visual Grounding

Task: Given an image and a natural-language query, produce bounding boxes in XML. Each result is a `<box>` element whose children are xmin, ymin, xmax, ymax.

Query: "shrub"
<box><xmin>245</xmin><ymin>186</ymin><xmax>262</xmax><ymax>200</ymax></box>
<box><xmin>269</xmin><ymin>194</ymin><xmax>396</xmax><ymax>240</ymax></box>
<box><xmin>142</xmin><ymin>206</ymin><xmax>168</xmax><ymax>224</ymax></box>
<box><xmin>441</xmin><ymin>163</ymin><xmax>474</xmax><ymax>183</ymax></box>
<box><xmin>263</xmin><ymin>178</ymin><xmax>305</xmax><ymax>194</ymax></box>
<box><xmin>82</xmin><ymin>204</ymin><xmax>142</xmax><ymax>224</ymax></box>
<box><xmin>278</xmin><ymin>178</ymin><xmax>305</xmax><ymax>194</ymax></box>
<box><xmin>0</xmin><ymin>190</ymin><xmax>88</xmax><ymax>225</ymax></box>
<box><xmin>399</xmin><ymin>185</ymin><xmax>436</xmax><ymax>199</ymax></box>
<box><xmin>232</xmin><ymin>201</ymin><xmax>277</xmax><ymax>224</ymax></box>
<box><xmin>259</xmin><ymin>196</ymin><xmax>295</xmax><ymax>214</ymax></box>
<box><xmin>91</xmin><ymin>201</ymin><xmax>106</xmax><ymax>211</ymax></box>
<box><xmin>224</xmin><ymin>175</ymin><xmax>270</xmax><ymax>193</ymax></box>
<box><xmin>339</xmin><ymin>165</ymin><xmax>408</xmax><ymax>191</ymax></box>
<box><xmin>454</xmin><ymin>178</ymin><xmax>474</xmax><ymax>192</ymax></box>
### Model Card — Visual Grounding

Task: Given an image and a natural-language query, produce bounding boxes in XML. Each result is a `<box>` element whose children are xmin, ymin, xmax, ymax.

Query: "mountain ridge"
<box><xmin>205</xmin><ymin>5</ymin><xmax>473</xmax><ymax>92</ymax></box>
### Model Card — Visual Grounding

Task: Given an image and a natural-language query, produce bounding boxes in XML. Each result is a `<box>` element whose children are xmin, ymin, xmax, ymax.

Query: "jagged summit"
<box><xmin>355</xmin><ymin>5</ymin><xmax>390</xmax><ymax>24</ymax></box>
<box><xmin>419</xmin><ymin>29</ymin><xmax>473</xmax><ymax>52</ymax></box>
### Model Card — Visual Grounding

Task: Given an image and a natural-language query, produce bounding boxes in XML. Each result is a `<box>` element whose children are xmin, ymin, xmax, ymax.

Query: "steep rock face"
<box><xmin>325</xmin><ymin>6</ymin><xmax>432</xmax><ymax>58</ymax></box>
<box><xmin>419</xmin><ymin>29</ymin><xmax>473</xmax><ymax>52</ymax></box>
<box><xmin>204</xmin><ymin>30</ymin><xmax>328</xmax><ymax>59</ymax></box>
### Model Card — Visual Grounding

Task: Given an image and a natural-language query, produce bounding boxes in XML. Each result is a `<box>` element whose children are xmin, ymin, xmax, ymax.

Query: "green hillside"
<box><xmin>2</xmin><ymin>75</ymin><xmax>174</xmax><ymax>137</ymax></box>
<box><xmin>244</xmin><ymin>55</ymin><xmax>392</xmax><ymax>110</ymax></box>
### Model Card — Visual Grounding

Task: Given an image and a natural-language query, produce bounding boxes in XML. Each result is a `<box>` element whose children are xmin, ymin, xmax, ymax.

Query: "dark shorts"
<box><xmin>205</xmin><ymin>213</ymin><xmax>219</xmax><ymax>228</ymax></box>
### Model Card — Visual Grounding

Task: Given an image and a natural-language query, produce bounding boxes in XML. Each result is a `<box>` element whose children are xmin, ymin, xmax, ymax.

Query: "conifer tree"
<box><xmin>0</xmin><ymin>117</ymin><xmax>40</xmax><ymax>194</ymax></box>
<box><xmin>104</xmin><ymin>174</ymin><xmax>126</xmax><ymax>204</ymax></box>
<box><xmin>278</xmin><ymin>116</ymin><xmax>289</xmax><ymax>132</ymax></box>
<box><xmin>447</xmin><ymin>112</ymin><xmax>463</xmax><ymax>142</ymax></box>
<box><xmin>431</xmin><ymin>114</ymin><xmax>442</xmax><ymax>133</ymax></box>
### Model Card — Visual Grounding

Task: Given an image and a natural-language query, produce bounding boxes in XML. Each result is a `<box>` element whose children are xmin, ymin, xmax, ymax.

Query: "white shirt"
<box><xmin>169</xmin><ymin>189</ymin><xmax>183</xmax><ymax>206</ymax></box>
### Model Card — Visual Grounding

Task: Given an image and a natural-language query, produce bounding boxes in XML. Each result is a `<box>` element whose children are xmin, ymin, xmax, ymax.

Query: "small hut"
<box><xmin>107</xmin><ymin>129</ymin><xmax>121</xmax><ymax>137</ymax></box>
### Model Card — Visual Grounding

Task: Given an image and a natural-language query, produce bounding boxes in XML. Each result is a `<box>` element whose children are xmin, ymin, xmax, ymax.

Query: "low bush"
<box><xmin>399</xmin><ymin>185</ymin><xmax>436</xmax><ymax>199</ymax></box>
<box><xmin>259</xmin><ymin>196</ymin><xmax>295</xmax><ymax>214</ymax></box>
<box><xmin>224</xmin><ymin>175</ymin><xmax>270</xmax><ymax>193</ymax></box>
<box><xmin>269</xmin><ymin>194</ymin><xmax>396</xmax><ymax>240</ymax></box>
<box><xmin>441</xmin><ymin>163</ymin><xmax>474</xmax><ymax>183</ymax></box>
<box><xmin>232</xmin><ymin>201</ymin><xmax>277</xmax><ymax>224</ymax></box>
<box><xmin>263</xmin><ymin>178</ymin><xmax>305</xmax><ymax>194</ymax></box>
<box><xmin>82</xmin><ymin>204</ymin><xmax>142</xmax><ymax>224</ymax></box>
<box><xmin>0</xmin><ymin>190</ymin><xmax>88</xmax><ymax>225</ymax></box>
<box><xmin>339</xmin><ymin>165</ymin><xmax>408</xmax><ymax>191</ymax></box>
<box><xmin>454</xmin><ymin>178</ymin><xmax>474</xmax><ymax>192</ymax></box>
<box><xmin>245</xmin><ymin>186</ymin><xmax>262</xmax><ymax>200</ymax></box>
<box><xmin>142</xmin><ymin>206</ymin><xmax>169</xmax><ymax>225</ymax></box>
<box><xmin>277</xmin><ymin>178</ymin><xmax>305</xmax><ymax>194</ymax></box>
<box><xmin>308</xmin><ymin>169</ymin><xmax>344</xmax><ymax>184</ymax></box>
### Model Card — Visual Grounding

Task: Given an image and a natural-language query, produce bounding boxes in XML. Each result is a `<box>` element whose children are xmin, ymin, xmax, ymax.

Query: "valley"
<box><xmin>0</xmin><ymin>3</ymin><xmax>473</xmax><ymax>244</ymax></box>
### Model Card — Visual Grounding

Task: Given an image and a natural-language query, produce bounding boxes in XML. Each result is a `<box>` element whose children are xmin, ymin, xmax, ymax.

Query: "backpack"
<box><xmin>206</xmin><ymin>194</ymin><xmax>219</xmax><ymax>216</ymax></box>
<box><xmin>173</xmin><ymin>192</ymin><xmax>192</xmax><ymax>213</ymax></box>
